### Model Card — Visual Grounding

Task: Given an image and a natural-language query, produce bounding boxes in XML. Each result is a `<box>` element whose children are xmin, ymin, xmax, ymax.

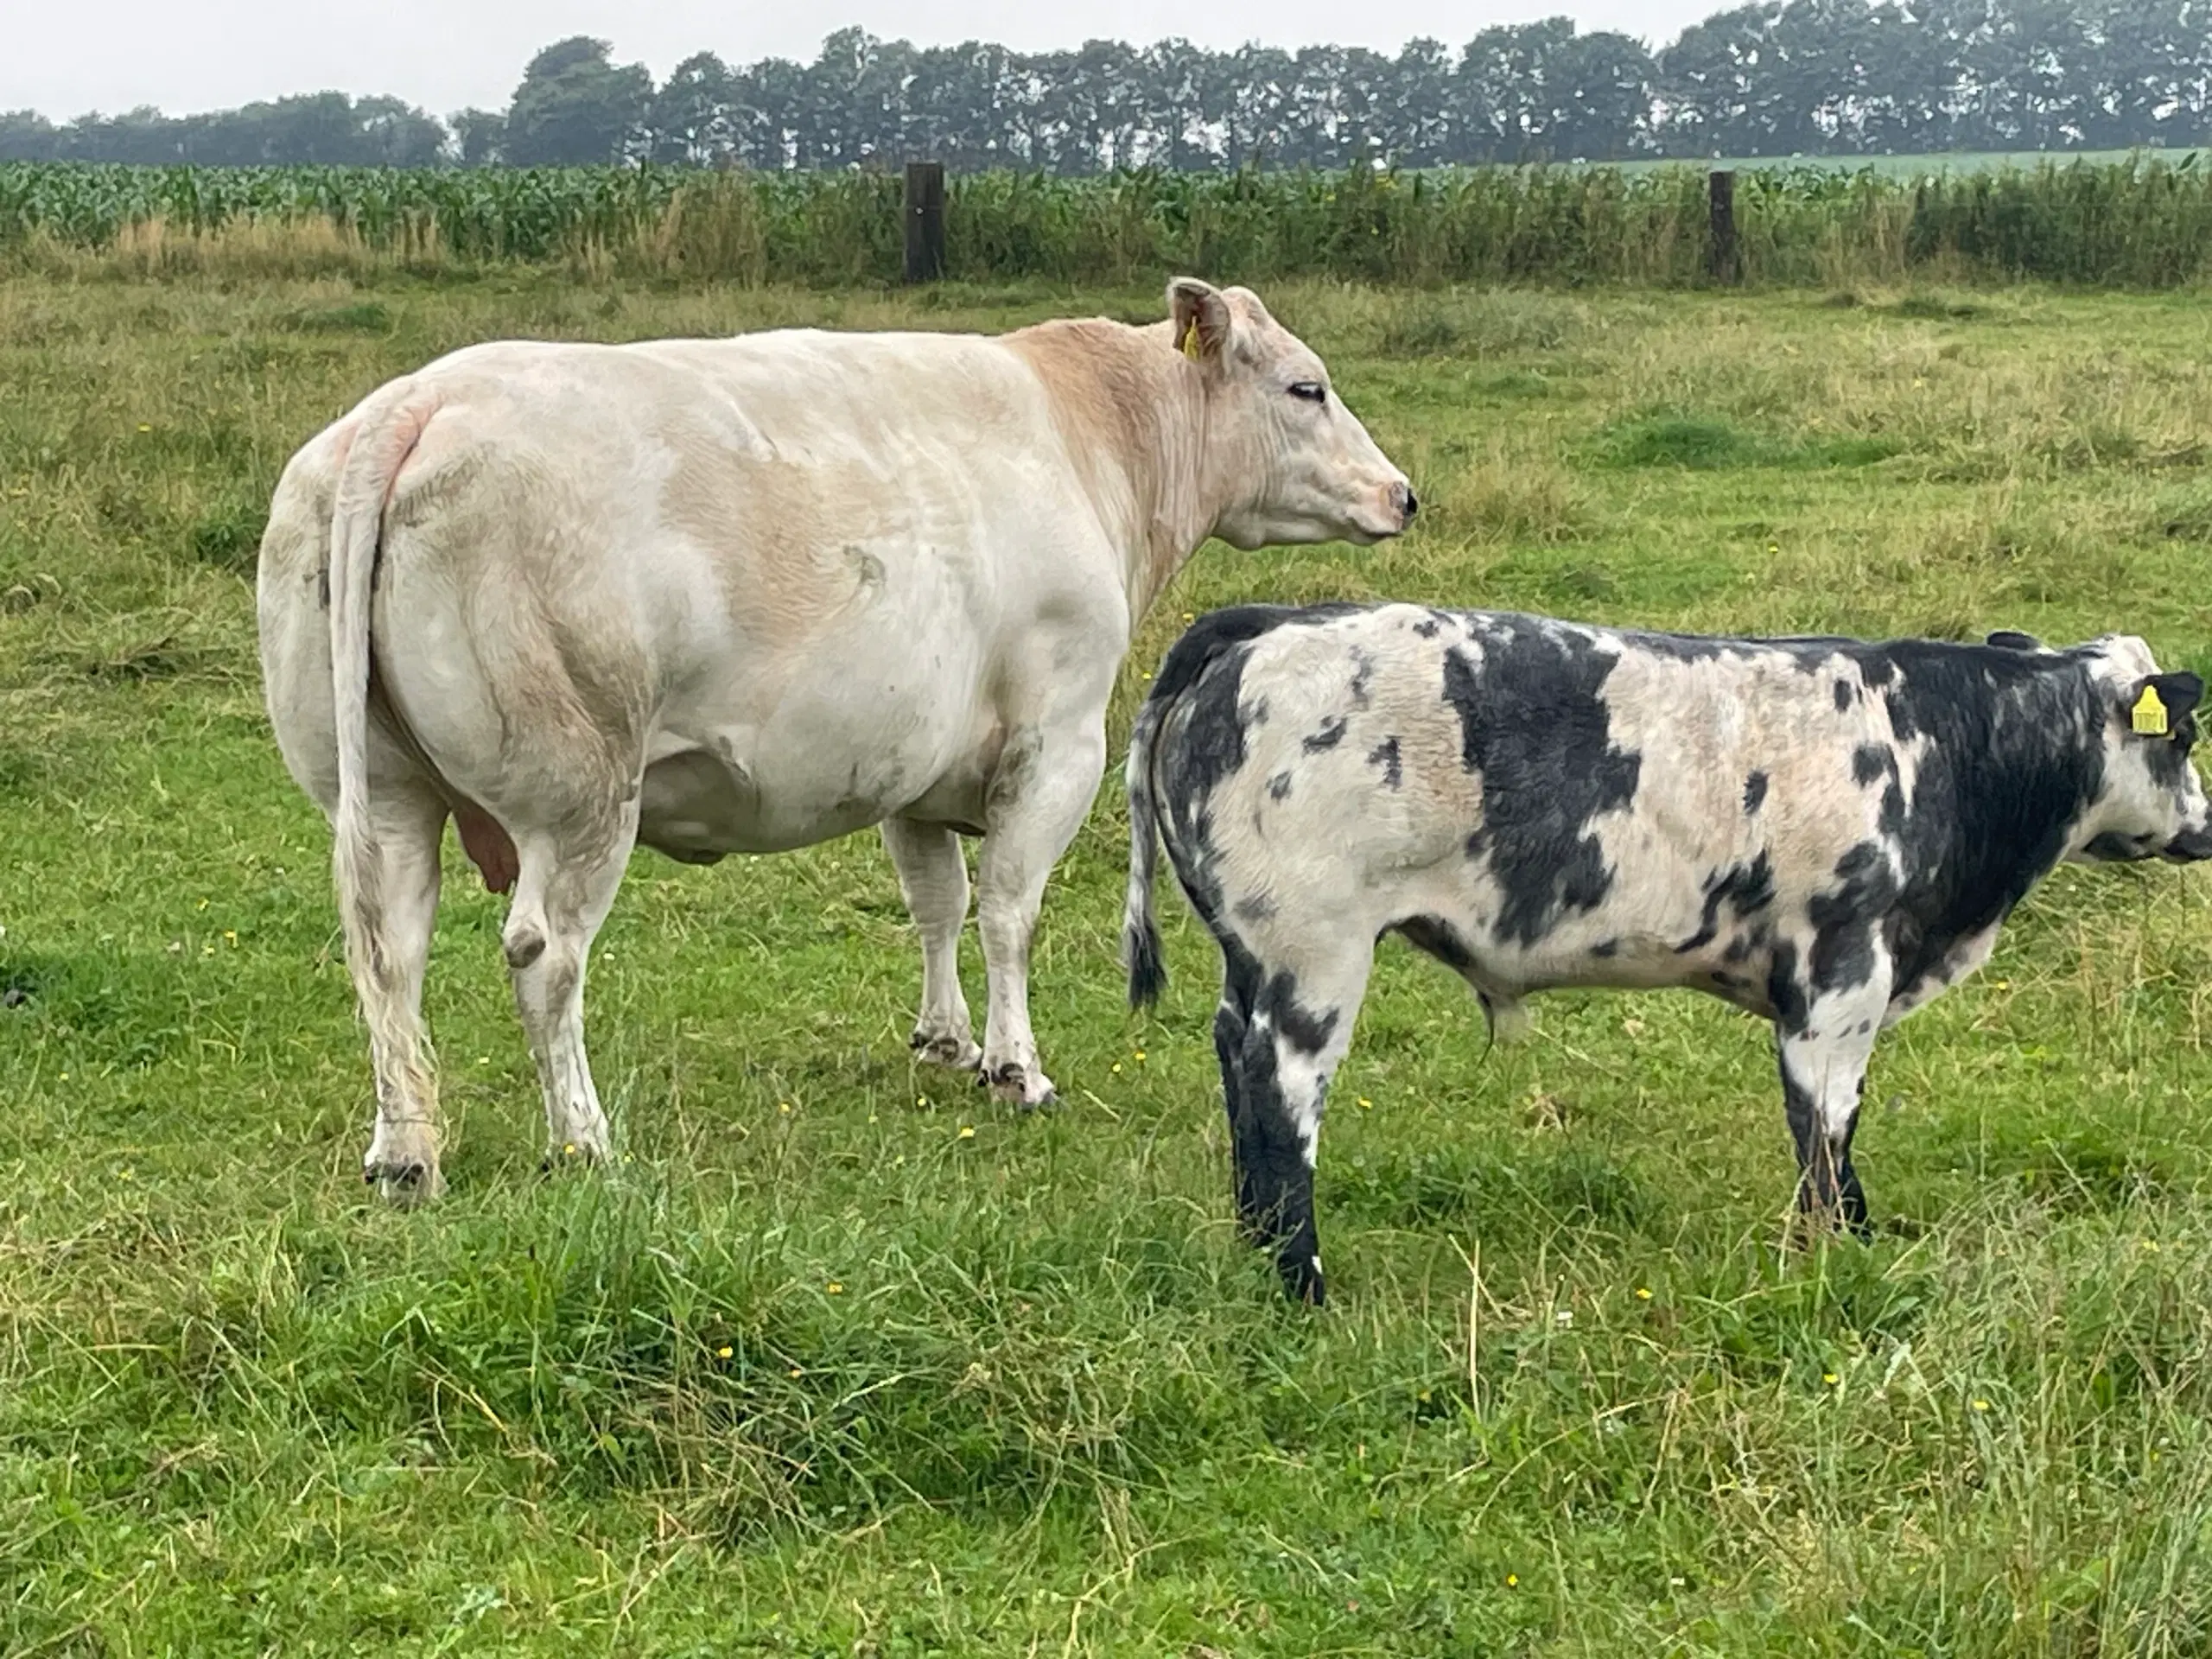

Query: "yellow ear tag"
<box><xmin>2133</xmin><ymin>685</ymin><xmax>2169</xmax><ymax>736</ymax></box>
<box><xmin>1180</xmin><ymin>322</ymin><xmax>1203</xmax><ymax>361</ymax></box>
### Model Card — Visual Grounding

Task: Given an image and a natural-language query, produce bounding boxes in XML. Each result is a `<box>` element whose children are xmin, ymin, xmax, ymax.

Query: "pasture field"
<box><xmin>2</xmin><ymin>270</ymin><xmax>2211</xmax><ymax>1656</ymax></box>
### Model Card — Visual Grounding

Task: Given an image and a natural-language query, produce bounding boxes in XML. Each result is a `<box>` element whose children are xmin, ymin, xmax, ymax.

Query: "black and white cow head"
<box><xmin>2059</xmin><ymin>634</ymin><xmax>2212</xmax><ymax>865</ymax></box>
<box><xmin>1167</xmin><ymin>278</ymin><xmax>1417</xmax><ymax>550</ymax></box>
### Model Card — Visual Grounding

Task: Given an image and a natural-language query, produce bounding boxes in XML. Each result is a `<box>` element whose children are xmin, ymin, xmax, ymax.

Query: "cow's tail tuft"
<box><xmin>327</xmin><ymin>379</ymin><xmax>439</xmax><ymax>1053</ymax></box>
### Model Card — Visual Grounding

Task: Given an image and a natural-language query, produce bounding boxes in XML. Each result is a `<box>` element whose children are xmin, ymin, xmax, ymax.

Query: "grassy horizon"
<box><xmin>3</xmin><ymin>270</ymin><xmax>2211</xmax><ymax>1654</ymax></box>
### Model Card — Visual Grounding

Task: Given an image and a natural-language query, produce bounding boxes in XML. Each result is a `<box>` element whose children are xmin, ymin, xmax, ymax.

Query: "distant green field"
<box><xmin>3</xmin><ymin>271</ymin><xmax>2212</xmax><ymax>1653</ymax></box>
<box><xmin>1599</xmin><ymin>147</ymin><xmax>2208</xmax><ymax>175</ymax></box>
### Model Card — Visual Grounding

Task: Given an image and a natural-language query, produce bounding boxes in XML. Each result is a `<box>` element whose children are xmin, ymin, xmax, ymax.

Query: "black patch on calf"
<box><xmin>1268</xmin><ymin>772</ymin><xmax>1293</xmax><ymax>801</ymax></box>
<box><xmin>1442</xmin><ymin>624</ymin><xmax>1643</xmax><ymax>948</ymax></box>
<box><xmin>1348</xmin><ymin>648</ymin><xmax>1375</xmax><ymax>708</ymax></box>
<box><xmin>1143</xmin><ymin>605</ymin><xmax>1308</xmax><ymax>713</ymax></box>
<box><xmin>1744</xmin><ymin>771</ymin><xmax>1769</xmax><ymax>814</ymax></box>
<box><xmin>1303</xmin><ymin>716</ymin><xmax>1349</xmax><ymax>753</ymax></box>
<box><xmin>1808</xmin><ymin>842</ymin><xmax>1899</xmax><ymax>994</ymax></box>
<box><xmin>2134</xmin><ymin>672</ymin><xmax>2203</xmax><ymax>793</ymax></box>
<box><xmin>1872</xmin><ymin>640</ymin><xmax>2106</xmax><ymax>1002</ymax></box>
<box><xmin>1676</xmin><ymin>854</ymin><xmax>1777</xmax><ymax>954</ymax></box>
<box><xmin>1592</xmin><ymin>937</ymin><xmax>1620</xmax><ymax>958</ymax></box>
<box><xmin>1260</xmin><ymin>970</ymin><xmax>1338</xmax><ymax>1057</ymax></box>
<box><xmin>1368</xmin><ymin>737</ymin><xmax>1402</xmax><ymax>790</ymax></box>
<box><xmin>1768</xmin><ymin>941</ymin><xmax>1808</xmax><ymax>1036</ymax></box>
<box><xmin>1853</xmin><ymin>744</ymin><xmax>1890</xmax><ymax>787</ymax></box>
<box><xmin>1835</xmin><ymin>678</ymin><xmax>1854</xmax><ymax>712</ymax></box>
<box><xmin>1987</xmin><ymin>630</ymin><xmax>2043</xmax><ymax>652</ymax></box>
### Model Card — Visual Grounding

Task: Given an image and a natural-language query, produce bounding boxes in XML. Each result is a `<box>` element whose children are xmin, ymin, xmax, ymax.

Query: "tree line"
<box><xmin>4</xmin><ymin>3</ymin><xmax>2209</xmax><ymax>172</ymax></box>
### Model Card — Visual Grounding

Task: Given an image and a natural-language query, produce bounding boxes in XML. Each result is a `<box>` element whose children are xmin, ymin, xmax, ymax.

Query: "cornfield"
<box><xmin>4</xmin><ymin>156</ymin><xmax>2210</xmax><ymax>287</ymax></box>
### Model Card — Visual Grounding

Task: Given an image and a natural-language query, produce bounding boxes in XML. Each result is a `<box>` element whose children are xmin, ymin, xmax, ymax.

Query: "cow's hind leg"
<box><xmin>880</xmin><ymin>817</ymin><xmax>981</xmax><ymax>1071</ymax></box>
<box><xmin>502</xmin><ymin>805</ymin><xmax>639</xmax><ymax>1167</ymax></box>
<box><xmin>974</xmin><ymin>720</ymin><xmax>1107</xmax><ymax>1109</ymax></box>
<box><xmin>1775</xmin><ymin>957</ymin><xmax>1892</xmax><ymax>1237</ymax></box>
<box><xmin>355</xmin><ymin>784</ymin><xmax>449</xmax><ymax>1203</ymax></box>
<box><xmin>1225</xmin><ymin>935</ymin><xmax>1373</xmax><ymax>1306</ymax></box>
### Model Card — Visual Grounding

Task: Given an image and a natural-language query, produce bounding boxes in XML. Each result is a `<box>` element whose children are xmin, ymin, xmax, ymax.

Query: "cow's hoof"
<box><xmin>982</xmin><ymin>1060</ymin><xmax>1056</xmax><ymax>1110</ymax></box>
<box><xmin>910</xmin><ymin>1028</ymin><xmax>983</xmax><ymax>1070</ymax></box>
<box><xmin>364</xmin><ymin>1159</ymin><xmax>443</xmax><ymax>1206</ymax></box>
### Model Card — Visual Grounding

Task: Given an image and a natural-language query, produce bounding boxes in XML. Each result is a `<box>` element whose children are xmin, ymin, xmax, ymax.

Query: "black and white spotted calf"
<box><xmin>1124</xmin><ymin>603</ymin><xmax>2212</xmax><ymax>1303</ymax></box>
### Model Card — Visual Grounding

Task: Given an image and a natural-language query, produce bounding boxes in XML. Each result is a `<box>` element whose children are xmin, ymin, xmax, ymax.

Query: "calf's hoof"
<box><xmin>910</xmin><ymin>1028</ymin><xmax>983</xmax><ymax>1070</ymax></box>
<box><xmin>1277</xmin><ymin>1251</ymin><xmax>1326</xmax><ymax>1307</ymax></box>
<box><xmin>980</xmin><ymin>1059</ymin><xmax>1057</xmax><ymax>1111</ymax></box>
<box><xmin>364</xmin><ymin>1158</ymin><xmax>444</xmax><ymax>1206</ymax></box>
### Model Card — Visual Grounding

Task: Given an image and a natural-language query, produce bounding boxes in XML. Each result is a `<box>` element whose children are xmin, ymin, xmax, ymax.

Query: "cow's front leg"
<box><xmin>880</xmin><ymin>817</ymin><xmax>982</xmax><ymax>1070</ymax></box>
<box><xmin>1774</xmin><ymin>956</ymin><xmax>1893</xmax><ymax>1237</ymax></box>
<box><xmin>973</xmin><ymin>721</ymin><xmax>1107</xmax><ymax>1109</ymax></box>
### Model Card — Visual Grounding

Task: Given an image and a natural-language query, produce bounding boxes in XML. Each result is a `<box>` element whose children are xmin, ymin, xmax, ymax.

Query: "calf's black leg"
<box><xmin>1213</xmin><ymin>946</ymin><xmax>1265</xmax><ymax>1230</ymax></box>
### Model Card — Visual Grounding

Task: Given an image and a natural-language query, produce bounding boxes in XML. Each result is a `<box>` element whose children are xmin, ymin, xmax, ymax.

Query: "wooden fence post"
<box><xmin>904</xmin><ymin>161</ymin><xmax>945</xmax><ymax>283</ymax></box>
<box><xmin>1708</xmin><ymin>169</ymin><xmax>1738</xmax><ymax>284</ymax></box>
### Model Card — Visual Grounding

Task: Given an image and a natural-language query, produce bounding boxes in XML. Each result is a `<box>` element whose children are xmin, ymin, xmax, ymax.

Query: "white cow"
<box><xmin>257</xmin><ymin>280</ymin><xmax>1414</xmax><ymax>1200</ymax></box>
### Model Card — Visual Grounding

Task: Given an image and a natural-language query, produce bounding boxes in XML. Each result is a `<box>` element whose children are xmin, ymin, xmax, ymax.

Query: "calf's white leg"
<box><xmin>880</xmin><ymin>816</ymin><xmax>982</xmax><ymax>1070</ymax></box>
<box><xmin>1775</xmin><ymin>957</ymin><xmax>1894</xmax><ymax>1235</ymax></box>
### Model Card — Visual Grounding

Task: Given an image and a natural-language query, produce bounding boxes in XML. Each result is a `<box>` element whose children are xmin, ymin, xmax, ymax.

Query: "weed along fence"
<box><xmin>5</xmin><ymin>156</ymin><xmax>2212</xmax><ymax>287</ymax></box>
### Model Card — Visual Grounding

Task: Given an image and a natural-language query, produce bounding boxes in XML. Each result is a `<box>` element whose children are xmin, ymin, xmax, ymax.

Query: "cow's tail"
<box><xmin>1124</xmin><ymin>606</ymin><xmax>1297</xmax><ymax>1012</ymax></box>
<box><xmin>327</xmin><ymin>379</ymin><xmax>440</xmax><ymax>1043</ymax></box>
<box><xmin>1123</xmin><ymin>683</ymin><xmax>1173</xmax><ymax>1011</ymax></box>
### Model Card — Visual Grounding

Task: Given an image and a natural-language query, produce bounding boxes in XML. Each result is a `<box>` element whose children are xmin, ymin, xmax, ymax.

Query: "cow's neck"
<box><xmin>1004</xmin><ymin>320</ymin><xmax>1217</xmax><ymax>626</ymax></box>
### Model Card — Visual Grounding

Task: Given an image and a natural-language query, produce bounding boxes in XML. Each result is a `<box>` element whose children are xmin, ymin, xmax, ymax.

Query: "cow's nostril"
<box><xmin>1395</xmin><ymin>484</ymin><xmax>1420</xmax><ymax>521</ymax></box>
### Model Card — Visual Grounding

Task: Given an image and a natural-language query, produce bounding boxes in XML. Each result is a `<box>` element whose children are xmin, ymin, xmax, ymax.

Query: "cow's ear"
<box><xmin>1168</xmin><ymin>278</ymin><xmax>1232</xmax><ymax>367</ymax></box>
<box><xmin>2125</xmin><ymin>672</ymin><xmax>2202</xmax><ymax>737</ymax></box>
<box><xmin>1986</xmin><ymin>630</ymin><xmax>2043</xmax><ymax>652</ymax></box>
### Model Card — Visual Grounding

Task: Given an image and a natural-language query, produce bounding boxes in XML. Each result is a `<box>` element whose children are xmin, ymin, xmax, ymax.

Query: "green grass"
<box><xmin>3</xmin><ymin>271</ymin><xmax>2211</xmax><ymax>1654</ymax></box>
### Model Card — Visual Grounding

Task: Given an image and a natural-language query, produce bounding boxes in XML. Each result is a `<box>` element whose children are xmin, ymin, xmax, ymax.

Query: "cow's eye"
<box><xmin>1287</xmin><ymin>381</ymin><xmax>1326</xmax><ymax>404</ymax></box>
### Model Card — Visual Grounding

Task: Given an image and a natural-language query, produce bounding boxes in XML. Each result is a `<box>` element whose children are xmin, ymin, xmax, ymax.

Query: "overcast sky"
<box><xmin>4</xmin><ymin>0</ymin><xmax>1725</xmax><ymax>119</ymax></box>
